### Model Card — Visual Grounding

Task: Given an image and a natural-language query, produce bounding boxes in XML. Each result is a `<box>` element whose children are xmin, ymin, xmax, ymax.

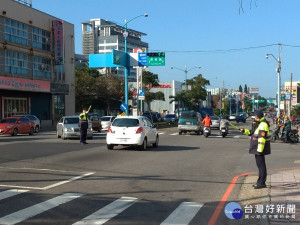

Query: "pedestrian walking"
<box><xmin>239</xmin><ymin>110</ymin><xmax>271</xmax><ymax>189</ymax></box>
<box><xmin>79</xmin><ymin>106</ymin><xmax>91</xmax><ymax>144</ymax></box>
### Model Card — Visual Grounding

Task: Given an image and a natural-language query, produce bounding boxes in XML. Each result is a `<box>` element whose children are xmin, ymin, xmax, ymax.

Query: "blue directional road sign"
<box><xmin>120</xmin><ymin>103</ymin><xmax>128</xmax><ymax>112</ymax></box>
<box><xmin>138</xmin><ymin>53</ymin><xmax>148</xmax><ymax>66</ymax></box>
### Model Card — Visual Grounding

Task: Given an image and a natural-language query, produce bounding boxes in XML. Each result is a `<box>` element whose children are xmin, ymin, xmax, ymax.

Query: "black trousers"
<box><xmin>80</xmin><ymin>128</ymin><xmax>87</xmax><ymax>143</ymax></box>
<box><xmin>284</xmin><ymin>129</ymin><xmax>291</xmax><ymax>142</ymax></box>
<box><xmin>255</xmin><ymin>155</ymin><xmax>267</xmax><ymax>185</ymax></box>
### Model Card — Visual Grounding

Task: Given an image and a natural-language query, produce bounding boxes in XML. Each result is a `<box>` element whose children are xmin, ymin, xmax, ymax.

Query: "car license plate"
<box><xmin>120</xmin><ymin>139</ymin><xmax>127</xmax><ymax>143</ymax></box>
<box><xmin>222</xmin><ymin>129</ymin><xmax>226</xmax><ymax>132</ymax></box>
<box><xmin>186</xmin><ymin>122</ymin><xmax>191</xmax><ymax>125</ymax></box>
<box><xmin>204</xmin><ymin>130</ymin><xmax>209</xmax><ymax>132</ymax></box>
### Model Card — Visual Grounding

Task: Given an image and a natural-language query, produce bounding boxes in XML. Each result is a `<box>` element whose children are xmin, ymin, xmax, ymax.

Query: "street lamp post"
<box><xmin>123</xmin><ymin>14</ymin><xmax>148</xmax><ymax>115</ymax></box>
<box><xmin>266</xmin><ymin>43</ymin><xmax>282</xmax><ymax>117</ymax></box>
<box><xmin>171</xmin><ymin>66</ymin><xmax>201</xmax><ymax>110</ymax></box>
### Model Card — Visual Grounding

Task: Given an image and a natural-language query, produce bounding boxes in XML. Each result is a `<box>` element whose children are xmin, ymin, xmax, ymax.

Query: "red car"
<box><xmin>0</xmin><ymin>117</ymin><xmax>35</xmax><ymax>136</ymax></box>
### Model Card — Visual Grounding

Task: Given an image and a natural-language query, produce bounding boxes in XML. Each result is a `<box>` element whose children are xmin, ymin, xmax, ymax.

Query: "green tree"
<box><xmin>291</xmin><ymin>104</ymin><xmax>300</xmax><ymax>117</ymax></box>
<box><xmin>244</xmin><ymin>84</ymin><xmax>248</xmax><ymax>93</ymax></box>
<box><xmin>169</xmin><ymin>92</ymin><xmax>186</xmax><ymax>113</ymax></box>
<box><xmin>239</xmin><ymin>85</ymin><xmax>243</xmax><ymax>92</ymax></box>
<box><xmin>184</xmin><ymin>74</ymin><xmax>210</xmax><ymax>109</ymax></box>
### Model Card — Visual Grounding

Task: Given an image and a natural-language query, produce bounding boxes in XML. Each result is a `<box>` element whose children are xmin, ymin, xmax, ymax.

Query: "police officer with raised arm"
<box><xmin>239</xmin><ymin>111</ymin><xmax>271</xmax><ymax>189</ymax></box>
<box><xmin>79</xmin><ymin>106</ymin><xmax>91</xmax><ymax>144</ymax></box>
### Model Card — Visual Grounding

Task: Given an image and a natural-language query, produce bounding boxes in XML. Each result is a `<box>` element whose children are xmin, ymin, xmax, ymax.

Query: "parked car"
<box><xmin>236</xmin><ymin>113</ymin><xmax>247</xmax><ymax>123</ymax></box>
<box><xmin>56</xmin><ymin>116</ymin><xmax>93</xmax><ymax>140</ymax></box>
<box><xmin>16</xmin><ymin>114</ymin><xmax>40</xmax><ymax>133</ymax></box>
<box><xmin>229</xmin><ymin>114</ymin><xmax>236</xmax><ymax>121</ymax></box>
<box><xmin>211</xmin><ymin>116</ymin><xmax>221</xmax><ymax>129</ymax></box>
<box><xmin>142</xmin><ymin>112</ymin><xmax>162</xmax><ymax>122</ymax></box>
<box><xmin>178</xmin><ymin>111</ymin><xmax>203</xmax><ymax>135</ymax></box>
<box><xmin>163</xmin><ymin>114</ymin><xmax>178</xmax><ymax>122</ymax></box>
<box><xmin>87</xmin><ymin>113</ymin><xmax>102</xmax><ymax>132</ymax></box>
<box><xmin>101</xmin><ymin>116</ymin><xmax>116</xmax><ymax>131</ymax></box>
<box><xmin>0</xmin><ymin>117</ymin><xmax>35</xmax><ymax>136</ymax></box>
<box><xmin>106</xmin><ymin>116</ymin><xmax>159</xmax><ymax>150</ymax></box>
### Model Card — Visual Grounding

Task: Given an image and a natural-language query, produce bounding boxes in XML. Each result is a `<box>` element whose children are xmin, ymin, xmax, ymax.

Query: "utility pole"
<box><xmin>289</xmin><ymin>73</ymin><xmax>293</xmax><ymax>117</ymax></box>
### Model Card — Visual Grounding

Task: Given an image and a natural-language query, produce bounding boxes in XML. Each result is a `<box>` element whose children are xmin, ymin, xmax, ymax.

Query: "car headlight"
<box><xmin>64</xmin><ymin>128</ymin><xmax>72</xmax><ymax>132</ymax></box>
<box><xmin>6</xmin><ymin>125</ymin><xmax>13</xmax><ymax>129</ymax></box>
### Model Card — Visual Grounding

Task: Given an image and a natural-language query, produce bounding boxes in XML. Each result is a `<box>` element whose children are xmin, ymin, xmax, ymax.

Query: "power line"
<box><xmin>149</xmin><ymin>43</ymin><xmax>300</xmax><ymax>54</ymax></box>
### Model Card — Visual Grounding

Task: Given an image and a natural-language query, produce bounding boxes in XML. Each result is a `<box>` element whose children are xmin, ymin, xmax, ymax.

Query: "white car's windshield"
<box><xmin>112</xmin><ymin>119</ymin><xmax>139</xmax><ymax>127</ymax></box>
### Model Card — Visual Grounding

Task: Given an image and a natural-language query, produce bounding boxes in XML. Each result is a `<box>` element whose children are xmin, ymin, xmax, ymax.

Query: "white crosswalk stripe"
<box><xmin>170</xmin><ymin>133</ymin><xmax>179</xmax><ymax>136</ymax></box>
<box><xmin>160</xmin><ymin>202</ymin><xmax>204</xmax><ymax>225</ymax></box>
<box><xmin>73</xmin><ymin>196</ymin><xmax>138</xmax><ymax>225</ymax></box>
<box><xmin>0</xmin><ymin>192</ymin><xmax>205</xmax><ymax>224</ymax></box>
<box><xmin>0</xmin><ymin>189</ymin><xmax>29</xmax><ymax>201</ymax></box>
<box><xmin>0</xmin><ymin>193</ymin><xmax>84</xmax><ymax>225</ymax></box>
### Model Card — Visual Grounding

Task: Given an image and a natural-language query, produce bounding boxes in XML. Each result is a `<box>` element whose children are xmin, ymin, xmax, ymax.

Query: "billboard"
<box><xmin>0</xmin><ymin>76</ymin><xmax>50</xmax><ymax>92</ymax></box>
<box><xmin>53</xmin><ymin>20</ymin><xmax>64</xmax><ymax>65</ymax></box>
<box><xmin>249</xmin><ymin>87</ymin><xmax>259</xmax><ymax>94</ymax></box>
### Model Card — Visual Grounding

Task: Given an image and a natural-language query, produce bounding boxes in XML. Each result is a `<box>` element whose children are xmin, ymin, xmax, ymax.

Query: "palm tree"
<box><xmin>169</xmin><ymin>92</ymin><xmax>186</xmax><ymax>114</ymax></box>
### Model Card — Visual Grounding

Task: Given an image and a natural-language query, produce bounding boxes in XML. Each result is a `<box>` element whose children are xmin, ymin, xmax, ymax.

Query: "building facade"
<box><xmin>81</xmin><ymin>18</ymin><xmax>148</xmax><ymax>80</ymax></box>
<box><xmin>0</xmin><ymin>0</ymin><xmax>75</xmax><ymax>120</ymax></box>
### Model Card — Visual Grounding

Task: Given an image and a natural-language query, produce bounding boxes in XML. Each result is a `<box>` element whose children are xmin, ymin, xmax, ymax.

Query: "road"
<box><xmin>0</xmin><ymin>119</ymin><xmax>299</xmax><ymax>225</ymax></box>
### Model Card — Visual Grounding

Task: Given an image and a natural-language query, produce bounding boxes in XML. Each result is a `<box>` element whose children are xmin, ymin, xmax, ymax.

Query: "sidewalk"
<box><xmin>269</xmin><ymin>169</ymin><xmax>300</xmax><ymax>224</ymax></box>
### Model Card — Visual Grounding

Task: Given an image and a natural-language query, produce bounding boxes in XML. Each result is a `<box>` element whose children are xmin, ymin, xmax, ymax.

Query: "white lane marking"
<box><xmin>233</xmin><ymin>136</ymin><xmax>240</xmax><ymax>138</ymax></box>
<box><xmin>42</xmin><ymin>172</ymin><xmax>95</xmax><ymax>190</ymax></box>
<box><xmin>0</xmin><ymin>193</ymin><xmax>84</xmax><ymax>225</ymax></box>
<box><xmin>170</xmin><ymin>133</ymin><xmax>179</xmax><ymax>136</ymax></box>
<box><xmin>160</xmin><ymin>202</ymin><xmax>204</xmax><ymax>225</ymax></box>
<box><xmin>73</xmin><ymin>196</ymin><xmax>138</xmax><ymax>225</ymax></box>
<box><xmin>158</xmin><ymin>132</ymin><xmax>165</xmax><ymax>135</ymax></box>
<box><xmin>0</xmin><ymin>189</ymin><xmax>29</xmax><ymax>201</ymax></box>
<box><xmin>0</xmin><ymin>167</ymin><xmax>94</xmax><ymax>190</ymax></box>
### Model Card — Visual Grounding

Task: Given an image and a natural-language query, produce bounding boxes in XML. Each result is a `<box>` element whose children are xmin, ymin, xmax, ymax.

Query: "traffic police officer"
<box><xmin>79</xmin><ymin>106</ymin><xmax>91</xmax><ymax>144</ymax></box>
<box><xmin>239</xmin><ymin>110</ymin><xmax>271</xmax><ymax>189</ymax></box>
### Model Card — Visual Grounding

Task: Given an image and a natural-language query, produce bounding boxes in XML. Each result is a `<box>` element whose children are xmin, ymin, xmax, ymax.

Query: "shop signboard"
<box><xmin>53</xmin><ymin>20</ymin><xmax>64</xmax><ymax>65</ymax></box>
<box><xmin>0</xmin><ymin>76</ymin><xmax>50</xmax><ymax>92</ymax></box>
<box><xmin>50</xmin><ymin>83</ymin><xmax>69</xmax><ymax>94</ymax></box>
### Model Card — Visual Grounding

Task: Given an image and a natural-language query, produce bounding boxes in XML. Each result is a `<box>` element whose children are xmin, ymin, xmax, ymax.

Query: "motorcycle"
<box><xmin>220</xmin><ymin>127</ymin><xmax>228</xmax><ymax>138</ymax></box>
<box><xmin>271</xmin><ymin>125</ymin><xmax>299</xmax><ymax>143</ymax></box>
<box><xmin>203</xmin><ymin>126</ymin><xmax>211</xmax><ymax>138</ymax></box>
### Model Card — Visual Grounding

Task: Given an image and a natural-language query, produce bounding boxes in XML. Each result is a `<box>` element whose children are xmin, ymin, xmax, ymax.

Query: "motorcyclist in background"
<box><xmin>220</xmin><ymin>116</ymin><xmax>229</xmax><ymax>132</ymax></box>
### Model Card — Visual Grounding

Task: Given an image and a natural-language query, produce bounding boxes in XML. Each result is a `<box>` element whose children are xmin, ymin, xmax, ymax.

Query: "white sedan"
<box><xmin>106</xmin><ymin>116</ymin><xmax>159</xmax><ymax>150</ymax></box>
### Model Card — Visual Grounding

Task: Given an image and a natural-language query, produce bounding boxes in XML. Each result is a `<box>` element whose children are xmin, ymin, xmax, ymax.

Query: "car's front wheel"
<box><xmin>139</xmin><ymin>138</ymin><xmax>147</xmax><ymax>151</ymax></box>
<box><xmin>12</xmin><ymin>128</ymin><xmax>18</xmax><ymax>136</ymax></box>
<box><xmin>152</xmin><ymin>135</ymin><xmax>159</xmax><ymax>148</ymax></box>
<box><xmin>107</xmin><ymin>144</ymin><xmax>114</xmax><ymax>150</ymax></box>
<box><xmin>35</xmin><ymin>125</ymin><xmax>39</xmax><ymax>133</ymax></box>
<box><xmin>29</xmin><ymin>127</ymin><xmax>34</xmax><ymax>135</ymax></box>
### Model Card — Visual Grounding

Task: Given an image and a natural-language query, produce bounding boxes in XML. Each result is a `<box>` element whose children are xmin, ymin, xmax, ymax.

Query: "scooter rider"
<box><xmin>220</xmin><ymin>116</ymin><xmax>229</xmax><ymax>131</ymax></box>
<box><xmin>283</xmin><ymin>116</ymin><xmax>291</xmax><ymax>143</ymax></box>
<box><xmin>202</xmin><ymin>114</ymin><xmax>212</xmax><ymax>127</ymax></box>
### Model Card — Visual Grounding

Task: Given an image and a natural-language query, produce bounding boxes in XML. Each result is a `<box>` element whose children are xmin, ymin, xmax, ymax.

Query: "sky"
<box><xmin>32</xmin><ymin>0</ymin><xmax>300</xmax><ymax>98</ymax></box>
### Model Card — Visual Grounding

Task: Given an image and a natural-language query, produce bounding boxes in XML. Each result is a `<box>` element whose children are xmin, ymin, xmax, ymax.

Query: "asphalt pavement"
<box><xmin>0</xmin><ymin>118</ymin><xmax>299</xmax><ymax>225</ymax></box>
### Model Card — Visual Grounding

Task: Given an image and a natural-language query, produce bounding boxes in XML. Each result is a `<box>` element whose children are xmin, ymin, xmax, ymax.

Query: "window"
<box><xmin>32</xmin><ymin>27</ymin><xmax>51</xmax><ymax>51</ymax></box>
<box><xmin>33</xmin><ymin>56</ymin><xmax>51</xmax><ymax>79</ymax></box>
<box><xmin>112</xmin><ymin>118</ymin><xmax>140</xmax><ymax>127</ymax></box>
<box><xmin>4</xmin><ymin>18</ymin><xmax>28</xmax><ymax>45</ymax></box>
<box><xmin>5</xmin><ymin>50</ymin><xmax>28</xmax><ymax>75</ymax></box>
<box><xmin>54</xmin><ymin>65</ymin><xmax>65</xmax><ymax>81</ymax></box>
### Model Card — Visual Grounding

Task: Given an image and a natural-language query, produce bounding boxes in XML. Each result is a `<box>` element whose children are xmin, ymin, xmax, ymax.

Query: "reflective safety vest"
<box><xmin>243</xmin><ymin>117</ymin><xmax>271</xmax><ymax>155</ymax></box>
<box><xmin>79</xmin><ymin>112</ymin><xmax>87</xmax><ymax>120</ymax></box>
